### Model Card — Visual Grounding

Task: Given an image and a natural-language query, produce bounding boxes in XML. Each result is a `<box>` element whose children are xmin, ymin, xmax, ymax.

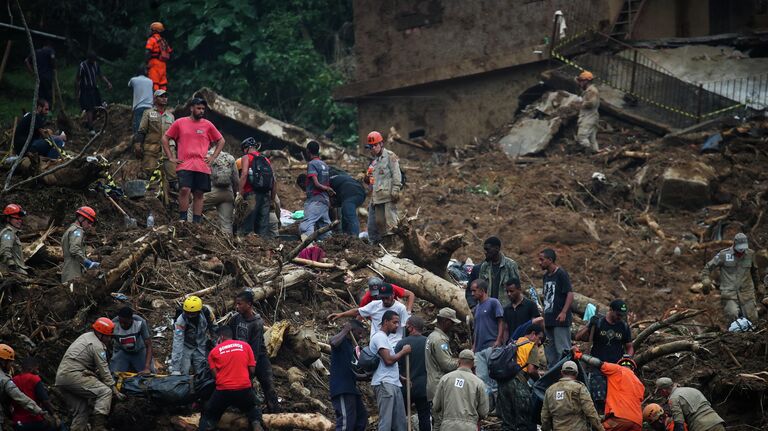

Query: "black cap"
<box><xmin>378</xmin><ymin>283</ymin><xmax>394</xmax><ymax>297</ymax></box>
<box><xmin>610</xmin><ymin>299</ymin><xmax>628</xmax><ymax>313</ymax></box>
<box><xmin>189</xmin><ymin>97</ymin><xmax>208</xmax><ymax>107</ymax></box>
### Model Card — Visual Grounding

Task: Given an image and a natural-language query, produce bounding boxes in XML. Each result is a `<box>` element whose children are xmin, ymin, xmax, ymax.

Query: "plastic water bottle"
<box><xmin>147</xmin><ymin>212</ymin><xmax>155</xmax><ymax>228</ymax></box>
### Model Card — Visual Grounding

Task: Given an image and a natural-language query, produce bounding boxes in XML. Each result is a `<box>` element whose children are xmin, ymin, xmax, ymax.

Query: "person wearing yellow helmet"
<box><xmin>0</xmin><ymin>203</ymin><xmax>30</xmax><ymax>275</ymax></box>
<box><xmin>55</xmin><ymin>319</ymin><xmax>125</xmax><ymax>431</ymax></box>
<box><xmin>0</xmin><ymin>344</ymin><xmax>55</xmax><ymax>429</ymax></box>
<box><xmin>171</xmin><ymin>295</ymin><xmax>216</xmax><ymax>375</ymax></box>
<box><xmin>576</xmin><ymin>70</ymin><xmax>600</xmax><ymax>152</ymax></box>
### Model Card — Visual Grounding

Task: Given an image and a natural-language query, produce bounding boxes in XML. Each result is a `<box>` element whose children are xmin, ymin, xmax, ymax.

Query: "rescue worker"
<box><xmin>478</xmin><ymin>236</ymin><xmax>520</xmax><ymax>307</ymax></box>
<box><xmin>425</xmin><ymin>308</ymin><xmax>460</xmax><ymax>402</ymax></box>
<box><xmin>299</xmin><ymin>140</ymin><xmax>334</xmax><ymax>240</ymax></box>
<box><xmin>202</xmin><ymin>148</ymin><xmax>239</xmax><ymax>234</ymax></box>
<box><xmin>55</xmin><ymin>318</ymin><xmax>125</xmax><ymax>431</ymax></box>
<box><xmin>0</xmin><ymin>345</ymin><xmax>55</xmax><ymax>429</ymax></box>
<box><xmin>655</xmin><ymin>377</ymin><xmax>725</xmax><ymax>431</ymax></box>
<box><xmin>229</xmin><ymin>290</ymin><xmax>279</xmax><ymax>412</ymax></box>
<box><xmin>329</xmin><ymin>171</ymin><xmax>366</xmax><ymax>237</ymax></box>
<box><xmin>573</xmin><ymin>348</ymin><xmax>644</xmax><ymax>431</ymax></box>
<box><xmin>498</xmin><ymin>324</ymin><xmax>545</xmax><ymax>431</ymax></box>
<box><xmin>145</xmin><ymin>22</ymin><xmax>171</xmax><ymax>91</ymax></box>
<box><xmin>700</xmin><ymin>232</ymin><xmax>765</xmax><ymax>326</ymax></box>
<box><xmin>643</xmin><ymin>403</ymin><xmax>682</xmax><ymax>431</ymax></box>
<box><xmin>540</xmin><ymin>360</ymin><xmax>604</xmax><ymax>431</ymax></box>
<box><xmin>61</xmin><ymin>207</ymin><xmax>99</xmax><ymax>283</ymax></box>
<box><xmin>576</xmin><ymin>70</ymin><xmax>600</xmax><ymax>152</ymax></box>
<box><xmin>364</xmin><ymin>131</ymin><xmax>401</xmax><ymax>245</ymax></box>
<box><xmin>135</xmin><ymin>89</ymin><xmax>176</xmax><ymax>187</ymax></box>
<box><xmin>431</xmin><ymin>349</ymin><xmax>489</xmax><ymax>431</ymax></box>
<box><xmin>238</xmin><ymin>138</ymin><xmax>275</xmax><ymax>237</ymax></box>
<box><xmin>11</xmin><ymin>356</ymin><xmax>60</xmax><ymax>431</ymax></box>
<box><xmin>171</xmin><ymin>296</ymin><xmax>215</xmax><ymax>375</ymax></box>
<box><xmin>0</xmin><ymin>204</ymin><xmax>29</xmax><ymax>275</ymax></box>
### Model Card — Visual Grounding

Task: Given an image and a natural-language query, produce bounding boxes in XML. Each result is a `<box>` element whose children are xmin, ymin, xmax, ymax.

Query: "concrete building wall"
<box><xmin>352</xmin><ymin>0</ymin><xmax>609</xmax><ymax>83</ymax></box>
<box><xmin>356</xmin><ymin>62</ymin><xmax>548</xmax><ymax>152</ymax></box>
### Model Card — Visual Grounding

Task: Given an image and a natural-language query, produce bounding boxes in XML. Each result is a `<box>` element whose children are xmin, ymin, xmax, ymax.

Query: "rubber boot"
<box><xmin>91</xmin><ymin>414</ymin><xmax>109</xmax><ymax>431</ymax></box>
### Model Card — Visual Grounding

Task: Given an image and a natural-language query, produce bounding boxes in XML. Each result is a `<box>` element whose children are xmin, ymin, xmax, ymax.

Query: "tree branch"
<box><xmin>632</xmin><ymin>309</ymin><xmax>703</xmax><ymax>349</ymax></box>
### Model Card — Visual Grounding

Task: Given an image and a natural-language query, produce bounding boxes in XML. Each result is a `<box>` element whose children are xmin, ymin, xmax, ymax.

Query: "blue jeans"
<box><xmin>474</xmin><ymin>347</ymin><xmax>497</xmax><ymax>394</ymax></box>
<box><xmin>29</xmin><ymin>137</ymin><xmax>64</xmax><ymax>159</ymax></box>
<box><xmin>133</xmin><ymin>107</ymin><xmax>148</xmax><ymax>134</ymax></box>
<box><xmin>340</xmin><ymin>195</ymin><xmax>364</xmax><ymax>236</ymax></box>
<box><xmin>238</xmin><ymin>192</ymin><xmax>271</xmax><ymax>237</ymax></box>
<box><xmin>300</xmin><ymin>200</ymin><xmax>331</xmax><ymax>239</ymax></box>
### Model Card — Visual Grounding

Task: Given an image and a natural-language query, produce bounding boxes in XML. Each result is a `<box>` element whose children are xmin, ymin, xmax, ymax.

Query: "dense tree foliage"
<box><xmin>17</xmin><ymin>0</ymin><xmax>357</xmax><ymax>144</ymax></box>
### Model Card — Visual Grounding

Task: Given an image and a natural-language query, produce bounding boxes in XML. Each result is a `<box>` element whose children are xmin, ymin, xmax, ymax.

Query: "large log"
<box><xmin>634</xmin><ymin>340</ymin><xmax>700</xmax><ymax>368</ymax></box>
<box><xmin>395</xmin><ymin>216</ymin><xmax>466</xmax><ymax>277</ymax></box>
<box><xmin>632</xmin><ymin>309</ymin><xmax>703</xmax><ymax>349</ymax></box>
<box><xmin>172</xmin><ymin>412</ymin><xmax>334</xmax><ymax>431</ymax></box>
<box><xmin>371</xmin><ymin>254</ymin><xmax>471</xmax><ymax>320</ymax></box>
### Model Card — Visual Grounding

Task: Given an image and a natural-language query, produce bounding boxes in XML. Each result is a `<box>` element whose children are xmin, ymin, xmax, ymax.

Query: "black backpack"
<box><xmin>352</xmin><ymin>345</ymin><xmax>380</xmax><ymax>374</ymax></box>
<box><xmin>488</xmin><ymin>340</ymin><xmax>532</xmax><ymax>382</ymax></box>
<box><xmin>248</xmin><ymin>154</ymin><xmax>274</xmax><ymax>192</ymax></box>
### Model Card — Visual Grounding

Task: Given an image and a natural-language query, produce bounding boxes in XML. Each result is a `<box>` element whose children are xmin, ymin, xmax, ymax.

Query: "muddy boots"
<box><xmin>92</xmin><ymin>414</ymin><xmax>109</xmax><ymax>431</ymax></box>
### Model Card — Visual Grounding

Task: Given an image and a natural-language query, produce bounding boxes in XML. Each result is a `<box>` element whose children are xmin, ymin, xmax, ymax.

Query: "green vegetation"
<box><xmin>3</xmin><ymin>0</ymin><xmax>357</xmax><ymax>145</ymax></box>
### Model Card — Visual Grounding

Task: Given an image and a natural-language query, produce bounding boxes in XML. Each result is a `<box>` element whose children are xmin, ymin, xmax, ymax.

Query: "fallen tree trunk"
<box><xmin>251</xmin><ymin>267</ymin><xmax>314</xmax><ymax>301</ymax></box>
<box><xmin>633</xmin><ymin>309</ymin><xmax>703</xmax><ymax>349</ymax></box>
<box><xmin>395</xmin><ymin>216</ymin><xmax>466</xmax><ymax>277</ymax></box>
<box><xmin>371</xmin><ymin>253</ymin><xmax>471</xmax><ymax>320</ymax></box>
<box><xmin>534</xmin><ymin>288</ymin><xmax>608</xmax><ymax>317</ymax></box>
<box><xmin>634</xmin><ymin>340</ymin><xmax>699</xmax><ymax>368</ymax></box>
<box><xmin>172</xmin><ymin>412</ymin><xmax>334</xmax><ymax>431</ymax></box>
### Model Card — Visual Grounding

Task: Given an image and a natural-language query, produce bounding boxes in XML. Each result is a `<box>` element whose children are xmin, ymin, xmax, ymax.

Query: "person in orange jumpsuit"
<box><xmin>145</xmin><ymin>22</ymin><xmax>171</xmax><ymax>91</ymax></box>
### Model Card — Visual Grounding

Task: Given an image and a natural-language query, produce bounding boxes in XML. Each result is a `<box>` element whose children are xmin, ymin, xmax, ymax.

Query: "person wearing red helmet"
<box><xmin>61</xmin><ymin>206</ymin><xmax>100</xmax><ymax>283</ymax></box>
<box><xmin>573</xmin><ymin>347</ymin><xmax>644</xmax><ymax>431</ymax></box>
<box><xmin>55</xmin><ymin>318</ymin><xmax>125</xmax><ymax>431</ymax></box>
<box><xmin>0</xmin><ymin>204</ymin><xmax>30</xmax><ymax>275</ymax></box>
<box><xmin>363</xmin><ymin>131</ymin><xmax>402</xmax><ymax>244</ymax></box>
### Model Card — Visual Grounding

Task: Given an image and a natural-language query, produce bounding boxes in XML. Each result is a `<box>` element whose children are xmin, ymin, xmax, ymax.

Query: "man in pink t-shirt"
<box><xmin>162</xmin><ymin>97</ymin><xmax>226</xmax><ymax>223</ymax></box>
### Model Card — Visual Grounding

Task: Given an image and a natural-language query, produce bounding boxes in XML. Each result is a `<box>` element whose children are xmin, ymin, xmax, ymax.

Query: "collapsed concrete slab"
<box><xmin>658</xmin><ymin>162</ymin><xmax>716</xmax><ymax>210</ymax></box>
<box><xmin>496</xmin><ymin>90</ymin><xmax>580</xmax><ymax>157</ymax></box>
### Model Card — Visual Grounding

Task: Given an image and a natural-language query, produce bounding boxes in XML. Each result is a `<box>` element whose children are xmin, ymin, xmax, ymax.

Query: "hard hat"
<box><xmin>150</xmin><ymin>22</ymin><xmax>165</xmax><ymax>32</ymax></box>
<box><xmin>366</xmin><ymin>131</ymin><xmax>383</xmax><ymax>145</ymax></box>
<box><xmin>92</xmin><ymin>317</ymin><xmax>115</xmax><ymax>336</ymax></box>
<box><xmin>241</xmin><ymin>137</ymin><xmax>261</xmax><ymax>151</ymax></box>
<box><xmin>183</xmin><ymin>295</ymin><xmax>203</xmax><ymax>312</ymax></box>
<box><xmin>643</xmin><ymin>403</ymin><xmax>664</xmax><ymax>422</ymax></box>
<box><xmin>618</xmin><ymin>355</ymin><xmax>637</xmax><ymax>370</ymax></box>
<box><xmin>3</xmin><ymin>204</ymin><xmax>26</xmax><ymax>218</ymax></box>
<box><xmin>578</xmin><ymin>71</ymin><xmax>594</xmax><ymax>81</ymax></box>
<box><xmin>76</xmin><ymin>206</ymin><xmax>96</xmax><ymax>223</ymax></box>
<box><xmin>0</xmin><ymin>344</ymin><xmax>14</xmax><ymax>360</ymax></box>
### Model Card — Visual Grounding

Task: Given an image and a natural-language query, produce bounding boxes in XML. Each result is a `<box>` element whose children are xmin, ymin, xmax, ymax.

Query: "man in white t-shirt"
<box><xmin>328</xmin><ymin>283</ymin><xmax>409</xmax><ymax>344</ymax></box>
<box><xmin>370</xmin><ymin>310</ymin><xmax>411</xmax><ymax>431</ymax></box>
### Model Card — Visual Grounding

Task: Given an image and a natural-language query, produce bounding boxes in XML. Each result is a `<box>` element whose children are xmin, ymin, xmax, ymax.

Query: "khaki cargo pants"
<box><xmin>367</xmin><ymin>201</ymin><xmax>399</xmax><ymax>243</ymax></box>
<box><xmin>721</xmin><ymin>285</ymin><xmax>758</xmax><ymax>323</ymax></box>
<box><xmin>203</xmin><ymin>187</ymin><xmax>235</xmax><ymax>234</ymax></box>
<box><xmin>142</xmin><ymin>142</ymin><xmax>177</xmax><ymax>182</ymax></box>
<box><xmin>56</xmin><ymin>373</ymin><xmax>112</xmax><ymax>431</ymax></box>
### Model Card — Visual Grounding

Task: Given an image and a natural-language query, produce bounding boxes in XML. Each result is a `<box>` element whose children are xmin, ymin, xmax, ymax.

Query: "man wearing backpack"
<box><xmin>203</xmin><ymin>148</ymin><xmax>239</xmax><ymax>234</ymax></box>
<box><xmin>575</xmin><ymin>299</ymin><xmax>634</xmax><ymax>364</ymax></box>
<box><xmin>145</xmin><ymin>22</ymin><xmax>171</xmax><ymax>91</ymax></box>
<box><xmin>329</xmin><ymin>320</ymin><xmax>368</xmax><ymax>431</ymax></box>
<box><xmin>497</xmin><ymin>324</ymin><xmax>545</xmax><ymax>431</ymax></box>
<box><xmin>364</xmin><ymin>131</ymin><xmax>402</xmax><ymax>245</ymax></box>
<box><xmin>299</xmin><ymin>140</ymin><xmax>334</xmax><ymax>240</ymax></box>
<box><xmin>238</xmin><ymin>138</ymin><xmax>275</xmax><ymax>237</ymax></box>
<box><xmin>170</xmin><ymin>296</ymin><xmax>215</xmax><ymax>375</ymax></box>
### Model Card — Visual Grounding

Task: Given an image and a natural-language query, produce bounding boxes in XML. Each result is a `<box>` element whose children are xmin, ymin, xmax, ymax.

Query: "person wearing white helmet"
<box><xmin>700</xmin><ymin>232</ymin><xmax>765</xmax><ymax>327</ymax></box>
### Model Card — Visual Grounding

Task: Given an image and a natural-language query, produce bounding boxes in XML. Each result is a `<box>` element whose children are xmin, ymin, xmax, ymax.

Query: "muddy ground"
<box><xmin>0</xmin><ymin>103</ymin><xmax>766</xmax><ymax>430</ymax></box>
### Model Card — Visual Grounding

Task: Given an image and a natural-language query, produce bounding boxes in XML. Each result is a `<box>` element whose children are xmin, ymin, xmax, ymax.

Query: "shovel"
<box><xmin>105</xmin><ymin>192</ymin><xmax>137</xmax><ymax>227</ymax></box>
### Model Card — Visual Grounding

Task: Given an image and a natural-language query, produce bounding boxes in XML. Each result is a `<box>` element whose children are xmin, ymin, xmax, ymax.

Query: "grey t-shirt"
<box><xmin>370</xmin><ymin>330</ymin><xmax>401</xmax><ymax>387</ymax></box>
<box><xmin>128</xmin><ymin>76</ymin><xmax>154</xmax><ymax>110</ymax></box>
<box><xmin>306</xmin><ymin>158</ymin><xmax>330</xmax><ymax>205</ymax></box>
<box><xmin>112</xmin><ymin>315</ymin><xmax>150</xmax><ymax>353</ymax></box>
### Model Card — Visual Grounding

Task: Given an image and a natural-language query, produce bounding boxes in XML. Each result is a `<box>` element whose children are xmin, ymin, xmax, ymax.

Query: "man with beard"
<box><xmin>477</xmin><ymin>236</ymin><xmax>520</xmax><ymax>308</ymax></box>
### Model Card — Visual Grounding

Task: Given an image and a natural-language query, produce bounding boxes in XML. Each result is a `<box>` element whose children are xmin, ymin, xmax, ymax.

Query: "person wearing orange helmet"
<box><xmin>363</xmin><ymin>131</ymin><xmax>402</xmax><ymax>244</ymax></box>
<box><xmin>145</xmin><ymin>22</ymin><xmax>171</xmax><ymax>91</ymax></box>
<box><xmin>55</xmin><ymin>318</ymin><xmax>125</xmax><ymax>431</ymax></box>
<box><xmin>573</xmin><ymin>347</ymin><xmax>644</xmax><ymax>431</ymax></box>
<box><xmin>644</xmin><ymin>403</ymin><xmax>688</xmax><ymax>431</ymax></box>
<box><xmin>0</xmin><ymin>344</ymin><xmax>55</xmax><ymax>430</ymax></box>
<box><xmin>576</xmin><ymin>70</ymin><xmax>600</xmax><ymax>152</ymax></box>
<box><xmin>0</xmin><ymin>203</ymin><xmax>30</xmax><ymax>275</ymax></box>
<box><xmin>61</xmin><ymin>206</ymin><xmax>100</xmax><ymax>283</ymax></box>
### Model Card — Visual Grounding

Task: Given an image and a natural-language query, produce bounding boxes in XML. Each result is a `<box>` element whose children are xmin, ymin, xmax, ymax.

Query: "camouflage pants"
<box><xmin>497</xmin><ymin>376</ymin><xmax>535</xmax><ymax>431</ymax></box>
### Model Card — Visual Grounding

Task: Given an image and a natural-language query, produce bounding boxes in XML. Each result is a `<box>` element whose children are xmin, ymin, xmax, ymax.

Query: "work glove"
<box><xmin>701</xmin><ymin>277</ymin><xmax>712</xmax><ymax>294</ymax></box>
<box><xmin>83</xmin><ymin>259</ymin><xmax>100</xmax><ymax>270</ymax></box>
<box><xmin>112</xmin><ymin>386</ymin><xmax>127</xmax><ymax>402</ymax></box>
<box><xmin>571</xmin><ymin>346</ymin><xmax>583</xmax><ymax>360</ymax></box>
<box><xmin>391</xmin><ymin>189</ymin><xmax>401</xmax><ymax>203</ymax></box>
